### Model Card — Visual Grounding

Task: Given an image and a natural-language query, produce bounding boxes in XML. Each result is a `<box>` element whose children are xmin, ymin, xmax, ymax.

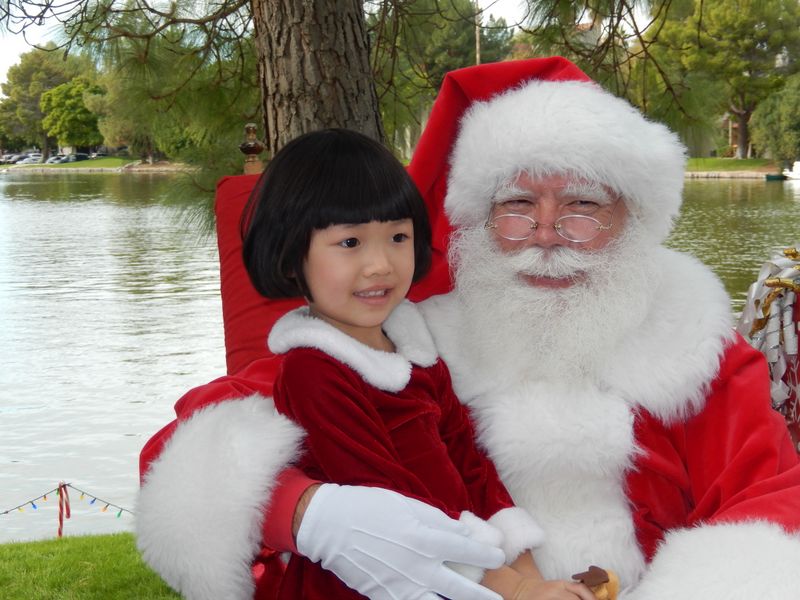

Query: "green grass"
<box><xmin>686</xmin><ymin>157</ymin><xmax>776</xmax><ymax>172</ymax></box>
<box><xmin>47</xmin><ymin>157</ymin><xmax>138</xmax><ymax>169</ymax></box>
<box><xmin>0</xmin><ymin>533</ymin><xmax>180</xmax><ymax>599</ymax></box>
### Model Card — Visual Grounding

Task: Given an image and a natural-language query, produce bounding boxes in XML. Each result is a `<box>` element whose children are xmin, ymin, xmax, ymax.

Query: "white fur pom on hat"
<box><xmin>445</xmin><ymin>77</ymin><xmax>687</xmax><ymax>242</ymax></box>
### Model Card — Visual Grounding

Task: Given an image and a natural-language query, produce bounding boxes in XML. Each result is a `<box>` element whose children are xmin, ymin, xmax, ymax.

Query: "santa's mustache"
<box><xmin>490</xmin><ymin>243</ymin><xmax>613</xmax><ymax>281</ymax></box>
<box><xmin>511</xmin><ymin>247</ymin><xmax>591</xmax><ymax>278</ymax></box>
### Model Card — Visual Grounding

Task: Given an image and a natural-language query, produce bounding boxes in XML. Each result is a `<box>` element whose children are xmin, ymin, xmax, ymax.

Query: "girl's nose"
<box><xmin>364</xmin><ymin>249</ymin><xmax>392</xmax><ymax>276</ymax></box>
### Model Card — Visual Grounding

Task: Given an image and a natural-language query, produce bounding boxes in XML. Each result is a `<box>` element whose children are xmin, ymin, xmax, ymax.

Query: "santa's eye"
<box><xmin>500</xmin><ymin>199</ymin><xmax>533</xmax><ymax>212</ymax></box>
<box><xmin>564</xmin><ymin>199</ymin><xmax>601</xmax><ymax>214</ymax></box>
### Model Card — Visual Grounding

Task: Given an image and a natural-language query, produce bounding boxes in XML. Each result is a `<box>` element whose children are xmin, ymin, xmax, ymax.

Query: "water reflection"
<box><xmin>0</xmin><ymin>173</ymin><xmax>798</xmax><ymax>543</ymax></box>
<box><xmin>668</xmin><ymin>179</ymin><xmax>800</xmax><ymax>312</ymax></box>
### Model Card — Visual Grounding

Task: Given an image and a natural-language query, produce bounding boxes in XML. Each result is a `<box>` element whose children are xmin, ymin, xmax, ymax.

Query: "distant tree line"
<box><xmin>1</xmin><ymin>0</ymin><xmax>800</xmax><ymax>177</ymax></box>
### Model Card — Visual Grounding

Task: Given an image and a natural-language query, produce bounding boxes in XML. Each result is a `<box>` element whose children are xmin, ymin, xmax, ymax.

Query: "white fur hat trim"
<box><xmin>446</xmin><ymin>80</ymin><xmax>687</xmax><ymax>242</ymax></box>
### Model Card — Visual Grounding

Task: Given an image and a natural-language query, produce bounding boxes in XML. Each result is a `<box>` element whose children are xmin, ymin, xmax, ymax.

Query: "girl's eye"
<box><xmin>392</xmin><ymin>233</ymin><xmax>410</xmax><ymax>243</ymax></box>
<box><xmin>339</xmin><ymin>238</ymin><xmax>359</xmax><ymax>248</ymax></box>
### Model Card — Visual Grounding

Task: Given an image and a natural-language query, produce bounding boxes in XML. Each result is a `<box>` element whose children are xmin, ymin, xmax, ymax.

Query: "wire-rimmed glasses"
<box><xmin>484</xmin><ymin>202</ymin><xmax>619</xmax><ymax>244</ymax></box>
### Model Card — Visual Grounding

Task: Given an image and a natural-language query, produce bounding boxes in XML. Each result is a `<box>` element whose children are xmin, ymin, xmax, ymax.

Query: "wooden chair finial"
<box><xmin>239</xmin><ymin>122</ymin><xmax>265</xmax><ymax>175</ymax></box>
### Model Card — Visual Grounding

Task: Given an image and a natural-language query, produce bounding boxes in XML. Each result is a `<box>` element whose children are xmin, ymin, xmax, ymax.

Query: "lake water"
<box><xmin>0</xmin><ymin>173</ymin><xmax>225</xmax><ymax>543</ymax></box>
<box><xmin>0</xmin><ymin>173</ymin><xmax>799</xmax><ymax>544</ymax></box>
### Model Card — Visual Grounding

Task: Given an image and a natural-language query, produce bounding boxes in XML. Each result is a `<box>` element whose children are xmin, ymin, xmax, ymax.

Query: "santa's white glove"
<box><xmin>296</xmin><ymin>483</ymin><xmax>504</xmax><ymax>600</ymax></box>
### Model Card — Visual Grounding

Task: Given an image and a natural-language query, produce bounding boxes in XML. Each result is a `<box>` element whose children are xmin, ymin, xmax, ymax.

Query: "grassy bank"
<box><xmin>49</xmin><ymin>157</ymin><xmax>138</xmax><ymax>169</ymax></box>
<box><xmin>686</xmin><ymin>157</ymin><xmax>777</xmax><ymax>172</ymax></box>
<box><xmin>0</xmin><ymin>533</ymin><xmax>180</xmax><ymax>599</ymax></box>
<box><xmin>8</xmin><ymin>157</ymin><xmax>139</xmax><ymax>170</ymax></box>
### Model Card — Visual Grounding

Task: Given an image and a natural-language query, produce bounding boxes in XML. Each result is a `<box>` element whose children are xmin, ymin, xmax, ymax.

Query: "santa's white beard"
<box><xmin>449</xmin><ymin>223</ymin><xmax>659</xmax><ymax>383</ymax></box>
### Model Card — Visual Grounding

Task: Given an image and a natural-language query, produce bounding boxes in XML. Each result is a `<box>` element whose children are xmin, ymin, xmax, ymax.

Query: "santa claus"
<box><xmin>136</xmin><ymin>57</ymin><xmax>800</xmax><ymax>600</ymax></box>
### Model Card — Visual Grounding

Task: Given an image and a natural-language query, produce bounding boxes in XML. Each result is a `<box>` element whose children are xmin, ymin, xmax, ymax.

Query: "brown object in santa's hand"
<box><xmin>571</xmin><ymin>565</ymin><xmax>619</xmax><ymax>600</ymax></box>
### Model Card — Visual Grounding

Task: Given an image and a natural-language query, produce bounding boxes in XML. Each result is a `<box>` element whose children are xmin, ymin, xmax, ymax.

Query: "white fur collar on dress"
<box><xmin>268</xmin><ymin>300</ymin><xmax>438</xmax><ymax>392</ymax></box>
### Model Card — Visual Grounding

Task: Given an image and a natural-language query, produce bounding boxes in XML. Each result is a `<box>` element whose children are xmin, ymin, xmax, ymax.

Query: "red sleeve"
<box><xmin>261</xmin><ymin>468</ymin><xmax>317</xmax><ymax>553</ymax></box>
<box><xmin>684</xmin><ymin>337</ymin><xmax>800</xmax><ymax>525</ymax></box>
<box><xmin>628</xmin><ymin>335</ymin><xmax>800</xmax><ymax>559</ymax></box>
<box><xmin>434</xmin><ymin>360</ymin><xmax>515</xmax><ymax>519</ymax></box>
<box><xmin>274</xmin><ymin>350</ymin><xmax>457</xmax><ymax>516</ymax></box>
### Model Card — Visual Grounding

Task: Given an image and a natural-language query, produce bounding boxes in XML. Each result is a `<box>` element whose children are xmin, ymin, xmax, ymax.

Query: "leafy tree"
<box><xmin>0</xmin><ymin>129</ymin><xmax>27</xmax><ymax>153</ymax></box>
<box><xmin>1</xmin><ymin>0</ymin><xmax>381</xmax><ymax>155</ymax></box>
<box><xmin>370</xmin><ymin>0</ymin><xmax>512</xmax><ymax>158</ymax></box>
<box><xmin>1</xmin><ymin>0</ymin><xmax>514</xmax><ymax>160</ymax></box>
<box><xmin>512</xmin><ymin>0</ymin><xmax>679</xmax><ymax>97</ymax></box>
<box><xmin>81</xmin><ymin>27</ymin><xmax>261</xmax><ymax>174</ymax></box>
<box><xmin>751</xmin><ymin>74</ymin><xmax>800</xmax><ymax>162</ymax></box>
<box><xmin>0</xmin><ymin>45</ymin><xmax>88</xmax><ymax>153</ymax></box>
<box><xmin>0</xmin><ymin>98</ymin><xmax>25</xmax><ymax>150</ymax></box>
<box><xmin>40</xmin><ymin>75</ymin><xmax>104</xmax><ymax>148</ymax></box>
<box><xmin>650</xmin><ymin>0</ymin><xmax>800</xmax><ymax>158</ymax></box>
<box><xmin>626</xmin><ymin>7</ymin><xmax>728</xmax><ymax>157</ymax></box>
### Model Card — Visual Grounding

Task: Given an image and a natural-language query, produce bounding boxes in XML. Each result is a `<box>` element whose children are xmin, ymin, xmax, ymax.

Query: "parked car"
<box><xmin>17</xmin><ymin>153</ymin><xmax>43</xmax><ymax>164</ymax></box>
<box><xmin>63</xmin><ymin>153</ymin><xmax>90</xmax><ymax>162</ymax></box>
<box><xmin>6</xmin><ymin>153</ymin><xmax>29</xmax><ymax>164</ymax></box>
<box><xmin>1</xmin><ymin>153</ymin><xmax>18</xmax><ymax>164</ymax></box>
<box><xmin>46</xmin><ymin>155</ymin><xmax>67</xmax><ymax>164</ymax></box>
<box><xmin>90</xmin><ymin>151</ymin><xmax>109</xmax><ymax>159</ymax></box>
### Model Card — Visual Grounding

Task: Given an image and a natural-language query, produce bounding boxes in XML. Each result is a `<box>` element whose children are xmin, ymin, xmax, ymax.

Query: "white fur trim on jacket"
<box><xmin>446</xmin><ymin>80</ymin><xmax>687</xmax><ymax>242</ymax></box>
<box><xmin>602</xmin><ymin>247</ymin><xmax>734</xmax><ymax>423</ymax></box>
<box><xmin>268</xmin><ymin>300</ymin><xmax>439</xmax><ymax>392</ymax></box>
<box><xmin>621</xmin><ymin>521</ymin><xmax>800</xmax><ymax>600</ymax></box>
<box><xmin>136</xmin><ymin>395</ymin><xmax>304</xmax><ymax>600</ymax></box>
<box><xmin>488</xmin><ymin>506</ymin><xmax>546</xmax><ymax>564</ymax></box>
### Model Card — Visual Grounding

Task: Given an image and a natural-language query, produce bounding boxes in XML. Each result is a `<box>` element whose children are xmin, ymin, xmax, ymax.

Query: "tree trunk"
<box><xmin>735</xmin><ymin>110</ymin><xmax>752</xmax><ymax>159</ymax></box>
<box><xmin>40</xmin><ymin>134</ymin><xmax>50</xmax><ymax>160</ymax></box>
<box><xmin>251</xmin><ymin>0</ymin><xmax>385</xmax><ymax>156</ymax></box>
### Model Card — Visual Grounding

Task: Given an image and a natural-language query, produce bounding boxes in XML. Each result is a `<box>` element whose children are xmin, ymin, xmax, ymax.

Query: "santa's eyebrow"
<box><xmin>492</xmin><ymin>183</ymin><xmax>530</xmax><ymax>202</ymax></box>
<box><xmin>559</xmin><ymin>181</ymin><xmax>613</xmax><ymax>203</ymax></box>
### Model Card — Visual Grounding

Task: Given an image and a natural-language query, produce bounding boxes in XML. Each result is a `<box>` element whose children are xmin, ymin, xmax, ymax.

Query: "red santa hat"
<box><xmin>407</xmin><ymin>57</ymin><xmax>687</xmax><ymax>245</ymax></box>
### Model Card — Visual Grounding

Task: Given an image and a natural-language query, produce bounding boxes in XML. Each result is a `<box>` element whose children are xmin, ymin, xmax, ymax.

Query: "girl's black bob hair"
<box><xmin>241</xmin><ymin>128</ymin><xmax>432</xmax><ymax>300</ymax></box>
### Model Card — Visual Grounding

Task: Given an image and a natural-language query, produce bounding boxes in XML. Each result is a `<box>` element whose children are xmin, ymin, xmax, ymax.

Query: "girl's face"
<box><xmin>303</xmin><ymin>219</ymin><xmax>415</xmax><ymax>350</ymax></box>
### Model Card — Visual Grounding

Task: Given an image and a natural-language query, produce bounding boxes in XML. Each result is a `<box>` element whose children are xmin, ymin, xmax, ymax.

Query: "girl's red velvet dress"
<box><xmin>268</xmin><ymin>303</ymin><xmax>518</xmax><ymax>599</ymax></box>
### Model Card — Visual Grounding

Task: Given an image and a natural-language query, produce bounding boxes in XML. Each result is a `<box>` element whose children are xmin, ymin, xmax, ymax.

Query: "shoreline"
<box><xmin>0</xmin><ymin>161</ymin><xmax>194</xmax><ymax>174</ymax></box>
<box><xmin>686</xmin><ymin>171</ymin><xmax>785</xmax><ymax>179</ymax></box>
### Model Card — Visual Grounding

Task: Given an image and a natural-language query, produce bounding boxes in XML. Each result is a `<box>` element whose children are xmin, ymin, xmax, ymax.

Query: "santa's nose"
<box><xmin>528</xmin><ymin>200</ymin><xmax>565</xmax><ymax>248</ymax></box>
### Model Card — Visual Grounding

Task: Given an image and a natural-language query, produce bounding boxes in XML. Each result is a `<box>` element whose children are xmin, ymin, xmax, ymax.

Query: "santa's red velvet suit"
<box><xmin>136</xmin><ymin>57</ymin><xmax>800</xmax><ymax>600</ymax></box>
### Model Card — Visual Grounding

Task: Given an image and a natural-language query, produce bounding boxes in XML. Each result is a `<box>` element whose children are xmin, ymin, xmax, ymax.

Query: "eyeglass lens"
<box><xmin>490</xmin><ymin>214</ymin><xmax>605</xmax><ymax>243</ymax></box>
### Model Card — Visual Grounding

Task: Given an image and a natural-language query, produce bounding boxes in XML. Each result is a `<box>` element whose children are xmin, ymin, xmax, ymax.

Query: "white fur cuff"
<box><xmin>488</xmin><ymin>507</ymin><xmax>546</xmax><ymax>564</ymax></box>
<box><xmin>446</xmin><ymin>511</ymin><xmax>504</xmax><ymax>583</ymax></box>
<box><xmin>622</xmin><ymin>521</ymin><xmax>800</xmax><ymax>600</ymax></box>
<box><xmin>136</xmin><ymin>395</ymin><xmax>304</xmax><ymax>599</ymax></box>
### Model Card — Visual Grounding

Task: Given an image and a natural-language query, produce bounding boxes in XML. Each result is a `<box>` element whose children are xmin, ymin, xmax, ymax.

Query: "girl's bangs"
<box><xmin>311</xmin><ymin>156</ymin><xmax>413</xmax><ymax>228</ymax></box>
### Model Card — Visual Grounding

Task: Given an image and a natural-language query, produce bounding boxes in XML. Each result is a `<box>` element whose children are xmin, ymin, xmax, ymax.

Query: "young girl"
<box><xmin>242</xmin><ymin>129</ymin><xmax>596</xmax><ymax>600</ymax></box>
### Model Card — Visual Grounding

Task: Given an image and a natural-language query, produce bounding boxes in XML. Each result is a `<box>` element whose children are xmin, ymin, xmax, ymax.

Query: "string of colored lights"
<box><xmin>0</xmin><ymin>483</ymin><xmax>134</xmax><ymax>518</ymax></box>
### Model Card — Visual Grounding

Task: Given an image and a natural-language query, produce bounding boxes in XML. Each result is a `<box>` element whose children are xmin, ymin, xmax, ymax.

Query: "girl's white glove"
<box><xmin>296</xmin><ymin>483</ymin><xmax>504</xmax><ymax>600</ymax></box>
